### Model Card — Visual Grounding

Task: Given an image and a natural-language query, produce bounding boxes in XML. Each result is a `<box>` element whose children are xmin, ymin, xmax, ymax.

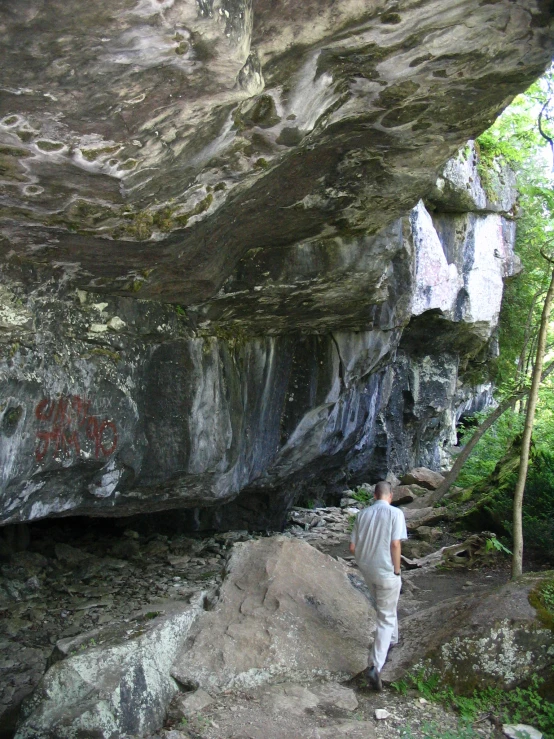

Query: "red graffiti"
<box><xmin>34</xmin><ymin>395</ymin><xmax>118</xmax><ymax>463</ymax></box>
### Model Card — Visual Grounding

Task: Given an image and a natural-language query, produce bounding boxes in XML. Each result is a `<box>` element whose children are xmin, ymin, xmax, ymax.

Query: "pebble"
<box><xmin>375</xmin><ymin>708</ymin><xmax>391</xmax><ymax>720</ymax></box>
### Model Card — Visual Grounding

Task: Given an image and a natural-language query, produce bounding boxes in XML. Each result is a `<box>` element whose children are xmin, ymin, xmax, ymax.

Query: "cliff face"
<box><xmin>0</xmin><ymin>143</ymin><xmax>520</xmax><ymax>527</ymax></box>
<box><xmin>0</xmin><ymin>0</ymin><xmax>552</xmax><ymax>527</ymax></box>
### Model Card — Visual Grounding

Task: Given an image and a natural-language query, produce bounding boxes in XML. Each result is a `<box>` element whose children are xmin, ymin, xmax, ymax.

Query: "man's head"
<box><xmin>374</xmin><ymin>480</ymin><xmax>393</xmax><ymax>503</ymax></box>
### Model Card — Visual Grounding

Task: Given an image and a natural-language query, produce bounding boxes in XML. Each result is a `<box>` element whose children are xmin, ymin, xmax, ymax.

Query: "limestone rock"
<box><xmin>0</xmin><ymin>0</ymin><xmax>549</xmax><ymax>303</ymax></box>
<box><xmin>403</xmin><ymin>507</ymin><xmax>449</xmax><ymax>531</ymax></box>
<box><xmin>2</xmin><ymin>552</ymin><xmax>47</xmax><ymax>580</ymax></box>
<box><xmin>430</xmin><ymin>141</ymin><xmax>518</xmax><ymax>214</ymax></box>
<box><xmin>314</xmin><ymin>683</ymin><xmax>358</xmax><ymax>712</ymax></box>
<box><xmin>259</xmin><ymin>681</ymin><xmax>358</xmax><ymax>719</ymax></box>
<box><xmin>53</xmin><ymin>544</ymin><xmax>91</xmax><ymax>566</ymax></box>
<box><xmin>400</xmin><ymin>486</ymin><xmax>440</xmax><ymax>510</ymax></box>
<box><xmin>171</xmin><ymin>537</ymin><xmax>374</xmax><ymax>691</ymax></box>
<box><xmin>381</xmin><ymin>574</ymin><xmax>554</xmax><ymax>691</ymax></box>
<box><xmin>0</xmin><ymin>0</ymin><xmax>548</xmax><ymax>528</ymax></box>
<box><xmin>15</xmin><ymin>597</ymin><xmax>206</xmax><ymax>739</ymax></box>
<box><xmin>320</xmin><ymin>722</ymin><xmax>378</xmax><ymax>737</ymax></box>
<box><xmin>392</xmin><ymin>485</ymin><xmax>425</xmax><ymax>506</ymax></box>
<box><xmin>503</xmin><ymin>725</ymin><xmax>543</xmax><ymax>739</ymax></box>
<box><xmin>401</xmin><ymin>539</ymin><xmax>435</xmax><ymax>560</ymax></box>
<box><xmin>415</xmin><ymin>526</ymin><xmax>442</xmax><ymax>544</ymax></box>
<box><xmin>260</xmin><ymin>684</ymin><xmax>320</xmax><ymax>717</ymax></box>
<box><xmin>173</xmin><ymin>689</ymin><xmax>214</xmax><ymax>718</ymax></box>
<box><xmin>400</xmin><ymin>468</ymin><xmax>445</xmax><ymax>491</ymax></box>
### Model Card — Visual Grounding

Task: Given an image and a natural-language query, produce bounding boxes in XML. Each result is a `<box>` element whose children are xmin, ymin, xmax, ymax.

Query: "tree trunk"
<box><xmin>512</xmin><ymin>266</ymin><xmax>554</xmax><ymax>579</ymax></box>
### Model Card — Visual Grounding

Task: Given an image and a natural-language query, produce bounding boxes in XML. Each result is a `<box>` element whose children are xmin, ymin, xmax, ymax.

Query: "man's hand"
<box><xmin>390</xmin><ymin>539</ymin><xmax>401</xmax><ymax>575</ymax></box>
<box><xmin>349</xmin><ymin>542</ymin><xmax>355</xmax><ymax>555</ymax></box>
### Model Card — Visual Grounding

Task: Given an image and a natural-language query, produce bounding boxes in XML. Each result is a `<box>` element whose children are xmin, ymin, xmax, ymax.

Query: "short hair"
<box><xmin>374</xmin><ymin>481</ymin><xmax>392</xmax><ymax>499</ymax></box>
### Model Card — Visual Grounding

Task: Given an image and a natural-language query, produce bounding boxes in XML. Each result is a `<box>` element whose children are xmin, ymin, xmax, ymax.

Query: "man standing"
<box><xmin>349</xmin><ymin>480</ymin><xmax>407</xmax><ymax>690</ymax></box>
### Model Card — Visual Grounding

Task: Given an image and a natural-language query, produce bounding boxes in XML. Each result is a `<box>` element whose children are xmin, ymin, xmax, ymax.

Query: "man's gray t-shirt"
<box><xmin>350</xmin><ymin>501</ymin><xmax>408</xmax><ymax>580</ymax></box>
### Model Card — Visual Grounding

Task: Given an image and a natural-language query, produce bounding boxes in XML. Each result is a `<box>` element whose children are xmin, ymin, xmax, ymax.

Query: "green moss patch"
<box><xmin>80</xmin><ymin>145</ymin><xmax>120</xmax><ymax>162</ymax></box>
<box><xmin>0</xmin><ymin>145</ymin><xmax>32</xmax><ymax>158</ymax></box>
<box><xmin>529</xmin><ymin>577</ymin><xmax>554</xmax><ymax>631</ymax></box>
<box><xmin>36</xmin><ymin>140</ymin><xmax>65</xmax><ymax>152</ymax></box>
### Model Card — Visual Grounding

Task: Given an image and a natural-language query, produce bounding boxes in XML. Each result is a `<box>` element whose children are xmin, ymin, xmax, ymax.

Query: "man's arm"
<box><xmin>390</xmin><ymin>539</ymin><xmax>401</xmax><ymax>575</ymax></box>
<box><xmin>349</xmin><ymin>542</ymin><xmax>355</xmax><ymax>554</ymax></box>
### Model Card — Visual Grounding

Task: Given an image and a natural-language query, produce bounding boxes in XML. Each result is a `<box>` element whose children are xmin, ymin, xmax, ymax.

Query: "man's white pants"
<box><xmin>359</xmin><ymin>571</ymin><xmax>401</xmax><ymax>673</ymax></box>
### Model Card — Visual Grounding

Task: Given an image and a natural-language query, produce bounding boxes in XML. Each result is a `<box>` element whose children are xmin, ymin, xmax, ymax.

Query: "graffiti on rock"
<box><xmin>35</xmin><ymin>395</ymin><xmax>118</xmax><ymax>463</ymax></box>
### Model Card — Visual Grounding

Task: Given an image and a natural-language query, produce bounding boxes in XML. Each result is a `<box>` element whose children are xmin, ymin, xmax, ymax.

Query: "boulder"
<box><xmin>401</xmin><ymin>486</ymin><xmax>442</xmax><ymax>510</ymax></box>
<box><xmin>415</xmin><ymin>526</ymin><xmax>442</xmax><ymax>544</ymax></box>
<box><xmin>402</xmin><ymin>507</ymin><xmax>449</xmax><ymax>531</ymax></box>
<box><xmin>392</xmin><ymin>485</ymin><xmax>427</xmax><ymax>506</ymax></box>
<box><xmin>171</xmin><ymin>537</ymin><xmax>374</xmax><ymax>691</ymax></box>
<box><xmin>53</xmin><ymin>543</ymin><xmax>91</xmax><ymax>566</ymax></box>
<box><xmin>400</xmin><ymin>468</ymin><xmax>446</xmax><ymax>491</ymax></box>
<box><xmin>381</xmin><ymin>574</ymin><xmax>554</xmax><ymax>691</ymax></box>
<box><xmin>172</xmin><ymin>688</ymin><xmax>214</xmax><ymax>718</ymax></box>
<box><xmin>401</xmin><ymin>539</ymin><xmax>435</xmax><ymax>560</ymax></box>
<box><xmin>15</xmin><ymin>597</ymin><xmax>206</xmax><ymax>739</ymax></box>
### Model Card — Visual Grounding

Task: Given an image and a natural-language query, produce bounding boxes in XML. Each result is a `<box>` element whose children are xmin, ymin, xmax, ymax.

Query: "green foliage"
<box><xmin>400</xmin><ymin>722</ymin><xmax>479</xmax><ymax>739</ymax></box>
<box><xmin>467</xmin><ymin>447</ymin><xmax>554</xmax><ymax>562</ymax></box>
<box><xmin>453</xmin><ymin>68</ymin><xmax>554</xmax><ymax>563</ymax></box>
<box><xmin>484</xmin><ymin>536</ymin><xmax>512</xmax><ymax>555</ymax></box>
<box><xmin>456</xmin><ymin>409</ymin><xmax>523</xmax><ymax>490</ymax></box>
<box><xmin>351</xmin><ymin>486</ymin><xmax>373</xmax><ymax>506</ymax></box>
<box><xmin>529</xmin><ymin>577</ymin><xmax>554</xmax><ymax>630</ymax></box>
<box><xmin>541</xmin><ymin>582</ymin><xmax>554</xmax><ymax>611</ymax></box>
<box><xmin>476</xmin><ymin>68</ymin><xmax>554</xmax><ymax>393</ymax></box>
<box><xmin>393</xmin><ymin>667</ymin><xmax>554</xmax><ymax>737</ymax></box>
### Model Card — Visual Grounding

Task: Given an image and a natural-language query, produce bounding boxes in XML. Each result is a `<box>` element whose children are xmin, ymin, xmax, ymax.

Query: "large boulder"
<box><xmin>400</xmin><ymin>467</ymin><xmax>445</xmax><ymax>490</ymax></box>
<box><xmin>171</xmin><ymin>537</ymin><xmax>374</xmax><ymax>691</ymax></box>
<box><xmin>403</xmin><ymin>506</ymin><xmax>449</xmax><ymax>531</ymax></box>
<box><xmin>382</xmin><ymin>574</ymin><xmax>554</xmax><ymax>690</ymax></box>
<box><xmin>15</xmin><ymin>598</ymin><xmax>205</xmax><ymax>739</ymax></box>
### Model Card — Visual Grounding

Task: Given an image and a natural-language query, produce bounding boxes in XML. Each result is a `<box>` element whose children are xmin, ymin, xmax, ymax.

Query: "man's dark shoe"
<box><xmin>366</xmin><ymin>665</ymin><xmax>383</xmax><ymax>691</ymax></box>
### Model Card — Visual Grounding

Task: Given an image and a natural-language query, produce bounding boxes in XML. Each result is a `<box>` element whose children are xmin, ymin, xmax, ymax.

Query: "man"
<box><xmin>349</xmin><ymin>480</ymin><xmax>407</xmax><ymax>691</ymax></box>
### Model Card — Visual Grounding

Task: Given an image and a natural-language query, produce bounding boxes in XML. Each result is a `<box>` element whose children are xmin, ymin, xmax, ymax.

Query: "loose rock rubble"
<box><xmin>0</xmin><ymin>522</ymin><xmax>253</xmax><ymax>734</ymax></box>
<box><xmin>0</xmin><ymin>467</ymin><xmax>521</xmax><ymax>738</ymax></box>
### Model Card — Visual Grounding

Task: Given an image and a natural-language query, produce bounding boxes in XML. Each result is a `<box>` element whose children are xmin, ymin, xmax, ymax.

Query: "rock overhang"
<box><xmin>0</xmin><ymin>0</ymin><xmax>552</xmax><ymax>310</ymax></box>
<box><xmin>0</xmin><ymin>0</ymin><xmax>553</xmax><ymax>527</ymax></box>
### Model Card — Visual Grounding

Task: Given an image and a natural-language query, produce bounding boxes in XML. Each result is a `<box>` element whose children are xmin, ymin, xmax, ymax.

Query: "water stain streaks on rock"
<box><xmin>0</xmin><ymin>1</ymin><xmax>553</xmax><ymax>528</ymax></box>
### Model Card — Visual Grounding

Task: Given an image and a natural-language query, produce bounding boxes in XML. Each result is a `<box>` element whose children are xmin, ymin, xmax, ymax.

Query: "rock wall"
<box><xmin>0</xmin><ymin>144</ymin><xmax>520</xmax><ymax>527</ymax></box>
<box><xmin>1</xmin><ymin>0</ymin><xmax>552</xmax><ymax>529</ymax></box>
